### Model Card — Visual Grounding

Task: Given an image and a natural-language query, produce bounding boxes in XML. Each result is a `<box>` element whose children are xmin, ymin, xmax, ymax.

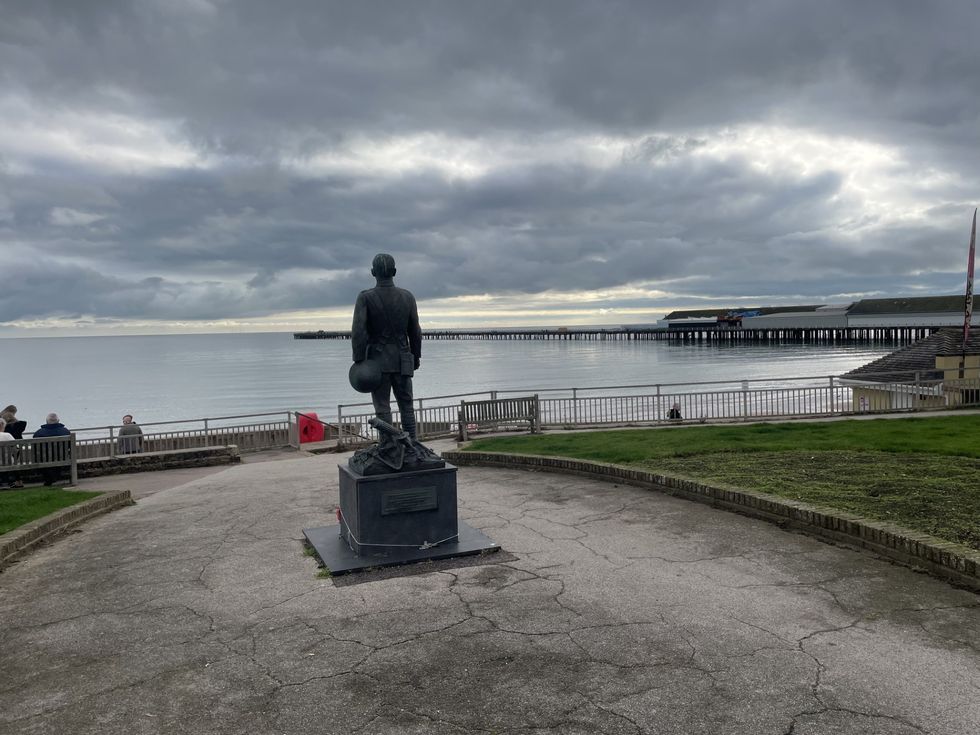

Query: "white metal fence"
<box><xmin>30</xmin><ymin>371</ymin><xmax>979</xmax><ymax>458</ymax></box>
<box><xmin>335</xmin><ymin>371</ymin><xmax>980</xmax><ymax>446</ymax></box>
<box><xmin>62</xmin><ymin>412</ymin><xmax>301</xmax><ymax>460</ymax></box>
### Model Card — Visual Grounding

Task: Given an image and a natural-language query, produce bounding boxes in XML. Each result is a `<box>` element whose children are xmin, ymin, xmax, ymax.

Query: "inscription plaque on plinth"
<box><xmin>381</xmin><ymin>486</ymin><xmax>437</xmax><ymax>515</ymax></box>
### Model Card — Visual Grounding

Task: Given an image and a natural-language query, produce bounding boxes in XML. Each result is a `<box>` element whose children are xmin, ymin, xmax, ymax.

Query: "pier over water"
<box><xmin>293</xmin><ymin>326</ymin><xmax>939</xmax><ymax>344</ymax></box>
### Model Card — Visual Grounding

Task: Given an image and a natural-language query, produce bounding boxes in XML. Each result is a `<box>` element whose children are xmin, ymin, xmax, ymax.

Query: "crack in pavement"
<box><xmin>785</xmin><ymin>619</ymin><xmax>934</xmax><ymax>735</ymax></box>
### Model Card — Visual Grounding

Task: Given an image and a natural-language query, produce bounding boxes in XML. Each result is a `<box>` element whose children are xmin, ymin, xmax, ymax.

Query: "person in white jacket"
<box><xmin>0</xmin><ymin>417</ymin><xmax>21</xmax><ymax>489</ymax></box>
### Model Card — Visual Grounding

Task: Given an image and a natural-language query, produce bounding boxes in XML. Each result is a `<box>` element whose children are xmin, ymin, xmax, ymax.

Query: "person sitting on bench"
<box><xmin>0</xmin><ymin>418</ymin><xmax>20</xmax><ymax>489</ymax></box>
<box><xmin>32</xmin><ymin>413</ymin><xmax>71</xmax><ymax>486</ymax></box>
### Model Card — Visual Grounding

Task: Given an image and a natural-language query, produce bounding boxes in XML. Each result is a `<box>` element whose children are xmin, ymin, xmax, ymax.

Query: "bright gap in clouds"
<box><xmin>699</xmin><ymin>125</ymin><xmax>959</xmax><ymax>227</ymax></box>
<box><xmin>285</xmin><ymin>123</ymin><xmax>953</xmax><ymax>232</ymax></box>
<box><xmin>0</xmin><ymin>95</ymin><xmax>200</xmax><ymax>173</ymax></box>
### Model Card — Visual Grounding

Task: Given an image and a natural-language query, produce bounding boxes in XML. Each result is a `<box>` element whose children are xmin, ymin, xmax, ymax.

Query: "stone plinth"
<box><xmin>338</xmin><ymin>463</ymin><xmax>458</xmax><ymax>555</ymax></box>
<box><xmin>303</xmin><ymin>462</ymin><xmax>499</xmax><ymax>576</ymax></box>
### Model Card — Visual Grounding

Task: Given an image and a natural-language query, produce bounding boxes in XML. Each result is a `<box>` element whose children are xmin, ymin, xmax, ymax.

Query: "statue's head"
<box><xmin>371</xmin><ymin>253</ymin><xmax>396</xmax><ymax>279</ymax></box>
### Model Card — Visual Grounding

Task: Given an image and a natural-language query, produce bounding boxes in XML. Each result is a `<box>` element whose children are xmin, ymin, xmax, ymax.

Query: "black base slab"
<box><xmin>303</xmin><ymin>520</ymin><xmax>500</xmax><ymax>576</ymax></box>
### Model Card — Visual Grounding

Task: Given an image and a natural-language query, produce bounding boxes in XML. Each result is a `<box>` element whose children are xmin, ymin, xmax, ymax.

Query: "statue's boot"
<box><xmin>402</xmin><ymin>413</ymin><xmax>418</xmax><ymax>442</ymax></box>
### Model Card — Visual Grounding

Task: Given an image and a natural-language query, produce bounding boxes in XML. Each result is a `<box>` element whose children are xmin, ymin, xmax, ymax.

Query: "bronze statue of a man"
<box><xmin>351</xmin><ymin>253</ymin><xmax>422</xmax><ymax>439</ymax></box>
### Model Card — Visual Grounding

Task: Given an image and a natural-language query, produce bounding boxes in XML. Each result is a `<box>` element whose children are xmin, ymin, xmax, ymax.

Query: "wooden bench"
<box><xmin>0</xmin><ymin>435</ymin><xmax>78</xmax><ymax>486</ymax></box>
<box><xmin>458</xmin><ymin>395</ymin><xmax>540</xmax><ymax>441</ymax></box>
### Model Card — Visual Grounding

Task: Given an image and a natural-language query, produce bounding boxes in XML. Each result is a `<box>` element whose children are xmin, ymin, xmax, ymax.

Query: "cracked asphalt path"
<box><xmin>1</xmin><ymin>446</ymin><xmax>978</xmax><ymax>734</ymax></box>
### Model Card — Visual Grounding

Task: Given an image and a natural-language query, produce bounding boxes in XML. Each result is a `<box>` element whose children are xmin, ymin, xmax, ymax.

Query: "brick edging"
<box><xmin>444</xmin><ymin>450</ymin><xmax>980</xmax><ymax>592</ymax></box>
<box><xmin>0</xmin><ymin>490</ymin><xmax>134</xmax><ymax>571</ymax></box>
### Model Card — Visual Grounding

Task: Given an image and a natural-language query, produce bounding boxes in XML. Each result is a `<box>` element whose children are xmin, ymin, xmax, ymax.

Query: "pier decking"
<box><xmin>293</xmin><ymin>326</ymin><xmax>939</xmax><ymax>343</ymax></box>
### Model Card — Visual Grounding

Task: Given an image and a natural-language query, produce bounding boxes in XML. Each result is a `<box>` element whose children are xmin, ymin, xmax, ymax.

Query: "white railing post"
<box><xmin>69</xmin><ymin>433</ymin><xmax>78</xmax><ymax>486</ymax></box>
<box><xmin>829</xmin><ymin>376</ymin><xmax>836</xmax><ymax>414</ymax></box>
<box><xmin>913</xmin><ymin>371</ymin><xmax>921</xmax><ymax>410</ymax></box>
<box><xmin>741</xmin><ymin>381</ymin><xmax>749</xmax><ymax>421</ymax></box>
<box><xmin>572</xmin><ymin>388</ymin><xmax>578</xmax><ymax>425</ymax></box>
<box><xmin>204</xmin><ymin>418</ymin><xmax>210</xmax><ymax>447</ymax></box>
<box><xmin>108</xmin><ymin>426</ymin><xmax>116</xmax><ymax>458</ymax></box>
<box><xmin>288</xmin><ymin>411</ymin><xmax>300</xmax><ymax>448</ymax></box>
<box><xmin>336</xmin><ymin>405</ymin><xmax>344</xmax><ymax>447</ymax></box>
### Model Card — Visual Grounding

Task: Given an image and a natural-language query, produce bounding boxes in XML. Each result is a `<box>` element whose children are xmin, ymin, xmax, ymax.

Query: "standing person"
<box><xmin>33</xmin><ymin>413</ymin><xmax>71</xmax><ymax>486</ymax></box>
<box><xmin>350</xmin><ymin>253</ymin><xmax>423</xmax><ymax>440</ymax></box>
<box><xmin>117</xmin><ymin>414</ymin><xmax>144</xmax><ymax>454</ymax></box>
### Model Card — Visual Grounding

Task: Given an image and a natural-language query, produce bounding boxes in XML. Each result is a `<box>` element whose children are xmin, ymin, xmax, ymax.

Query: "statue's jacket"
<box><xmin>351</xmin><ymin>278</ymin><xmax>422</xmax><ymax>376</ymax></box>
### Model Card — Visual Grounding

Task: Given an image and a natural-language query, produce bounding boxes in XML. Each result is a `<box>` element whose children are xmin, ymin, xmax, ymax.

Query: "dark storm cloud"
<box><xmin>8</xmin><ymin>1</ymin><xmax>978</xmax><ymax>142</ymax></box>
<box><xmin>1</xmin><ymin>0</ymin><xmax>978</xmax><ymax>326</ymax></box>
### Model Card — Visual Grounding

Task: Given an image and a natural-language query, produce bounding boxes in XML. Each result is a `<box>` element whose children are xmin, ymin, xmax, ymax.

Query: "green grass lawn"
<box><xmin>467</xmin><ymin>416</ymin><xmax>980</xmax><ymax>550</ymax></box>
<box><xmin>0</xmin><ymin>488</ymin><xmax>103</xmax><ymax>535</ymax></box>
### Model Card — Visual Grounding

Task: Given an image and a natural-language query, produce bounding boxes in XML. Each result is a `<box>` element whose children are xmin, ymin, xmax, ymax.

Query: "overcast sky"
<box><xmin>1</xmin><ymin>0</ymin><xmax>978</xmax><ymax>335</ymax></box>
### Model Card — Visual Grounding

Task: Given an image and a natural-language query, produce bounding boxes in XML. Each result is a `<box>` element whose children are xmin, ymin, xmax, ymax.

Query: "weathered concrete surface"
<box><xmin>1</xmin><ymin>446</ymin><xmax>978</xmax><ymax>735</ymax></box>
<box><xmin>0</xmin><ymin>490</ymin><xmax>133</xmax><ymax>571</ymax></box>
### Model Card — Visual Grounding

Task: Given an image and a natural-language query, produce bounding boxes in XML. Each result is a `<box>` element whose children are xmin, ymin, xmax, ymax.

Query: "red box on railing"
<box><xmin>298</xmin><ymin>412</ymin><xmax>325</xmax><ymax>443</ymax></box>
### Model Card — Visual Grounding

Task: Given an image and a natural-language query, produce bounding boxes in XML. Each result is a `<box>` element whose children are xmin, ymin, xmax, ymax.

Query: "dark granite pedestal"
<box><xmin>303</xmin><ymin>462</ymin><xmax>499</xmax><ymax>576</ymax></box>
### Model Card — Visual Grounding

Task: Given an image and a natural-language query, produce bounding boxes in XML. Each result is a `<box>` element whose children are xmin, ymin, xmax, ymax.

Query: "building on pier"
<box><xmin>659</xmin><ymin>304</ymin><xmax>827</xmax><ymax>329</ymax></box>
<box><xmin>743</xmin><ymin>304</ymin><xmax>850</xmax><ymax>330</ymax></box>
<box><xmin>658</xmin><ymin>295</ymin><xmax>966</xmax><ymax>331</ymax></box>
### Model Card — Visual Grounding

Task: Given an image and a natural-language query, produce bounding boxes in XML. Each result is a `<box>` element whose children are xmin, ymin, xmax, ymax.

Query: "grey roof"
<box><xmin>841</xmin><ymin>327</ymin><xmax>980</xmax><ymax>383</ymax></box>
<box><xmin>663</xmin><ymin>305</ymin><xmax>825</xmax><ymax>320</ymax></box>
<box><xmin>661</xmin><ymin>295</ymin><xmax>968</xmax><ymax>321</ymax></box>
<box><xmin>847</xmin><ymin>295</ymin><xmax>966</xmax><ymax>315</ymax></box>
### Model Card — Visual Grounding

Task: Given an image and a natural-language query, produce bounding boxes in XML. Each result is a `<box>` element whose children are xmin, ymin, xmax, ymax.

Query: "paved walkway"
<box><xmin>1</xmin><ymin>444</ymin><xmax>978</xmax><ymax>734</ymax></box>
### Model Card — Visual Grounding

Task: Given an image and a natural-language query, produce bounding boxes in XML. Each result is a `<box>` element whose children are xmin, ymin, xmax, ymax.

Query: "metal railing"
<box><xmin>21</xmin><ymin>370</ymin><xmax>979</xmax><ymax>459</ymax></box>
<box><xmin>58</xmin><ymin>410</ymin><xmax>368</xmax><ymax>461</ymax></box>
<box><xmin>65</xmin><ymin>411</ymin><xmax>297</xmax><ymax>460</ymax></box>
<box><xmin>335</xmin><ymin>370</ymin><xmax>980</xmax><ymax>446</ymax></box>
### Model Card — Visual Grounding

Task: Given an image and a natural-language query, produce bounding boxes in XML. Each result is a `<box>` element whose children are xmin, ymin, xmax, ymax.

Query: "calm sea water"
<box><xmin>2</xmin><ymin>333</ymin><xmax>898</xmax><ymax>430</ymax></box>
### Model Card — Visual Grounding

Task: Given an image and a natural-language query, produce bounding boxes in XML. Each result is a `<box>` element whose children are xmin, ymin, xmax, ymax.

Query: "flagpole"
<box><xmin>963</xmin><ymin>209</ymin><xmax>977</xmax><ymax>353</ymax></box>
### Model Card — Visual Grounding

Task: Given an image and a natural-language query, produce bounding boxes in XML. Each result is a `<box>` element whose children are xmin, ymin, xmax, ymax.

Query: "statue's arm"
<box><xmin>408</xmin><ymin>295</ymin><xmax>422</xmax><ymax>368</ymax></box>
<box><xmin>351</xmin><ymin>292</ymin><xmax>369</xmax><ymax>362</ymax></box>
